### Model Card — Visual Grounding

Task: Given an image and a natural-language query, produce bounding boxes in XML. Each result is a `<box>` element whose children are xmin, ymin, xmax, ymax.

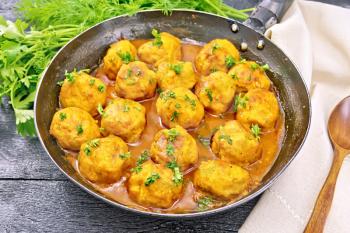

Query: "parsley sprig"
<box><xmin>251</xmin><ymin>124</ymin><xmax>261</xmax><ymax>140</ymax></box>
<box><xmin>151</xmin><ymin>29</ymin><xmax>163</xmax><ymax>47</ymax></box>
<box><xmin>233</xmin><ymin>94</ymin><xmax>249</xmax><ymax>112</ymax></box>
<box><xmin>131</xmin><ymin>150</ymin><xmax>150</xmax><ymax>173</ymax></box>
<box><xmin>167</xmin><ymin>161</ymin><xmax>183</xmax><ymax>185</ymax></box>
<box><xmin>144</xmin><ymin>172</ymin><xmax>160</xmax><ymax>186</ymax></box>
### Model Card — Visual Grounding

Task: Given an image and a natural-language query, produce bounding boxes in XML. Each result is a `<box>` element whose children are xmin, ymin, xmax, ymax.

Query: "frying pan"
<box><xmin>34</xmin><ymin>0</ymin><xmax>311</xmax><ymax>217</ymax></box>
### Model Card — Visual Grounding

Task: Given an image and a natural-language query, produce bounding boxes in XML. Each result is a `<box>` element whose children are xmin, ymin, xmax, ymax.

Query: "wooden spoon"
<box><xmin>305</xmin><ymin>96</ymin><xmax>350</xmax><ymax>233</ymax></box>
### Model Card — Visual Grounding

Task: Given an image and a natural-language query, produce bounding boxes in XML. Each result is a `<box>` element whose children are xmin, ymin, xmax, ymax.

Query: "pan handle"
<box><xmin>243</xmin><ymin>0</ymin><xmax>294</xmax><ymax>34</ymax></box>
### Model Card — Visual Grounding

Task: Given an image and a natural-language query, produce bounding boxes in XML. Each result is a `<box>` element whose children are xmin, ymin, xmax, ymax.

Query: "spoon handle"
<box><xmin>304</xmin><ymin>146</ymin><xmax>348</xmax><ymax>233</ymax></box>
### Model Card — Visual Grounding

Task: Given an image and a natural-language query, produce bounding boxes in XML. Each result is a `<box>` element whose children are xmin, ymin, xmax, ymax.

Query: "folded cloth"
<box><xmin>239</xmin><ymin>1</ymin><xmax>350</xmax><ymax>232</ymax></box>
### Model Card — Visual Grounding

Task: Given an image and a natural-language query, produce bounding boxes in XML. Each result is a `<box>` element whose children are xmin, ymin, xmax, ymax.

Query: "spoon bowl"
<box><xmin>305</xmin><ymin>96</ymin><xmax>350</xmax><ymax>233</ymax></box>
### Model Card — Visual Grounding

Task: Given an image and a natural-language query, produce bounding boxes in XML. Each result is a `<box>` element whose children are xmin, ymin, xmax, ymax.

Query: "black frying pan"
<box><xmin>34</xmin><ymin>0</ymin><xmax>311</xmax><ymax>217</ymax></box>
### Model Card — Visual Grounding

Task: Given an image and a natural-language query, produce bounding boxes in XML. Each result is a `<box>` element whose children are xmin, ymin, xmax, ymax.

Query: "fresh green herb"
<box><xmin>65</xmin><ymin>70</ymin><xmax>75</xmax><ymax>82</ymax></box>
<box><xmin>184</xmin><ymin>95</ymin><xmax>196</xmax><ymax>108</ymax></box>
<box><xmin>261</xmin><ymin>64</ymin><xmax>270</xmax><ymax>71</ymax></box>
<box><xmin>84</xmin><ymin>146</ymin><xmax>91</xmax><ymax>156</ymax></box>
<box><xmin>89</xmin><ymin>79</ymin><xmax>95</xmax><ymax>86</ymax></box>
<box><xmin>170</xmin><ymin>63</ymin><xmax>183</xmax><ymax>75</ymax></box>
<box><xmin>123</xmin><ymin>104</ymin><xmax>130</xmax><ymax>112</ymax></box>
<box><xmin>205</xmin><ymin>88</ymin><xmax>213</xmax><ymax>102</ymax></box>
<box><xmin>118</xmin><ymin>51</ymin><xmax>133</xmax><ymax>64</ymax></box>
<box><xmin>167</xmin><ymin>128</ymin><xmax>179</xmax><ymax>142</ymax></box>
<box><xmin>231</xmin><ymin>73</ymin><xmax>239</xmax><ymax>80</ymax></box>
<box><xmin>170</xmin><ymin>111</ymin><xmax>179</xmax><ymax>122</ymax></box>
<box><xmin>225</xmin><ymin>55</ymin><xmax>235</xmax><ymax>68</ymax></box>
<box><xmin>57</xmin><ymin>80</ymin><xmax>64</xmax><ymax>86</ymax></box>
<box><xmin>198</xmin><ymin>135</ymin><xmax>210</xmax><ymax>147</ymax></box>
<box><xmin>98</xmin><ymin>84</ymin><xmax>105</xmax><ymax>93</ymax></box>
<box><xmin>233</xmin><ymin>94</ymin><xmax>249</xmax><ymax>112</ymax></box>
<box><xmin>160</xmin><ymin>90</ymin><xmax>176</xmax><ymax>101</ymax></box>
<box><xmin>219</xmin><ymin>134</ymin><xmax>232</xmax><ymax>145</ymax></box>
<box><xmin>166</xmin><ymin>143</ymin><xmax>175</xmax><ymax>157</ymax></box>
<box><xmin>250</xmin><ymin>63</ymin><xmax>259</xmax><ymax>70</ymax></box>
<box><xmin>144</xmin><ymin>172</ymin><xmax>160</xmax><ymax>186</ymax></box>
<box><xmin>97</xmin><ymin>104</ymin><xmax>105</xmax><ymax>116</ymax></box>
<box><xmin>131</xmin><ymin>150</ymin><xmax>150</xmax><ymax>173</ymax></box>
<box><xmin>119</xmin><ymin>151</ymin><xmax>131</xmax><ymax>159</ymax></box>
<box><xmin>156</xmin><ymin>87</ymin><xmax>163</xmax><ymax>94</ymax></box>
<box><xmin>88</xmin><ymin>139</ymin><xmax>100</xmax><ymax>148</ymax></box>
<box><xmin>167</xmin><ymin>161</ymin><xmax>183</xmax><ymax>185</ymax></box>
<box><xmin>59</xmin><ymin>112</ymin><xmax>66</xmax><ymax>121</ymax></box>
<box><xmin>197</xmin><ymin>196</ymin><xmax>213</xmax><ymax>210</ymax></box>
<box><xmin>76</xmin><ymin>124</ymin><xmax>83</xmax><ymax>135</ymax></box>
<box><xmin>211</xmin><ymin>43</ymin><xmax>221</xmax><ymax>53</ymax></box>
<box><xmin>151</xmin><ymin>29</ymin><xmax>163</xmax><ymax>47</ymax></box>
<box><xmin>251</xmin><ymin>124</ymin><xmax>261</xmax><ymax>140</ymax></box>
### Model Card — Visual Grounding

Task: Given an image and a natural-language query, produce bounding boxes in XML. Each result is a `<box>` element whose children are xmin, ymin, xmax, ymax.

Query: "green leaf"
<box><xmin>14</xmin><ymin>109</ymin><xmax>36</xmax><ymax>137</ymax></box>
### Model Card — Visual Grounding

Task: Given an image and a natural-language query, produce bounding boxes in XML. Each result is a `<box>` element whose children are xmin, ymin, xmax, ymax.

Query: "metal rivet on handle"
<box><xmin>240</xmin><ymin>42</ymin><xmax>248</xmax><ymax>51</ymax></box>
<box><xmin>257</xmin><ymin>39</ymin><xmax>265</xmax><ymax>50</ymax></box>
<box><xmin>231</xmin><ymin>23</ymin><xmax>239</xmax><ymax>33</ymax></box>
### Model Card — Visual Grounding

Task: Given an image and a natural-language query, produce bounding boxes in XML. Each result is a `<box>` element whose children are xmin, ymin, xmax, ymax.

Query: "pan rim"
<box><xmin>34</xmin><ymin>9</ymin><xmax>311</xmax><ymax>218</ymax></box>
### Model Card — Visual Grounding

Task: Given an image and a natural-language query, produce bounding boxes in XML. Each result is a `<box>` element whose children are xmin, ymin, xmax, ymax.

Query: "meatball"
<box><xmin>78</xmin><ymin>136</ymin><xmax>132</xmax><ymax>184</ymax></box>
<box><xmin>211</xmin><ymin>120</ymin><xmax>261</xmax><ymax>166</ymax></box>
<box><xmin>236</xmin><ymin>89</ymin><xmax>279</xmax><ymax>129</ymax></box>
<box><xmin>138</xmin><ymin>30</ymin><xmax>181</xmax><ymax>66</ymax></box>
<box><xmin>150</xmin><ymin>126</ymin><xmax>198</xmax><ymax>171</ymax></box>
<box><xmin>103</xmin><ymin>40</ymin><xmax>137</xmax><ymax>80</ymax></box>
<box><xmin>50</xmin><ymin>107</ymin><xmax>100</xmax><ymax>150</ymax></box>
<box><xmin>193</xmin><ymin>160</ymin><xmax>249</xmax><ymax>199</ymax></box>
<box><xmin>156</xmin><ymin>87</ymin><xmax>204</xmax><ymax>129</ymax></box>
<box><xmin>101</xmin><ymin>98</ymin><xmax>146</xmax><ymax>143</ymax></box>
<box><xmin>127</xmin><ymin>160</ymin><xmax>183</xmax><ymax>208</ymax></box>
<box><xmin>59</xmin><ymin>70</ymin><xmax>107</xmax><ymax>116</ymax></box>
<box><xmin>195</xmin><ymin>71</ymin><xmax>236</xmax><ymax>114</ymax></box>
<box><xmin>157</xmin><ymin>61</ymin><xmax>197</xmax><ymax>90</ymax></box>
<box><xmin>195</xmin><ymin>39</ymin><xmax>240</xmax><ymax>75</ymax></box>
<box><xmin>228</xmin><ymin>61</ymin><xmax>271</xmax><ymax>91</ymax></box>
<box><xmin>115</xmin><ymin>61</ymin><xmax>157</xmax><ymax>100</ymax></box>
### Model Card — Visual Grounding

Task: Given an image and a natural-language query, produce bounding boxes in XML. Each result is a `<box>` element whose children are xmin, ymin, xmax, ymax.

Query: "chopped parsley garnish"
<box><xmin>131</xmin><ymin>150</ymin><xmax>150</xmax><ymax>173</ymax></box>
<box><xmin>119</xmin><ymin>151</ymin><xmax>131</xmax><ymax>160</ymax></box>
<box><xmin>233</xmin><ymin>94</ymin><xmax>249</xmax><ymax>112</ymax></box>
<box><xmin>123</xmin><ymin>104</ymin><xmax>130</xmax><ymax>112</ymax></box>
<box><xmin>205</xmin><ymin>88</ymin><xmax>213</xmax><ymax>102</ymax></box>
<box><xmin>98</xmin><ymin>84</ymin><xmax>105</xmax><ymax>93</ymax></box>
<box><xmin>250</xmin><ymin>63</ymin><xmax>259</xmax><ymax>70</ymax></box>
<box><xmin>57</xmin><ymin>80</ymin><xmax>64</xmax><ymax>86</ymax></box>
<box><xmin>166</xmin><ymin>143</ymin><xmax>175</xmax><ymax>157</ymax></box>
<box><xmin>225</xmin><ymin>55</ymin><xmax>235</xmax><ymax>68</ymax></box>
<box><xmin>89</xmin><ymin>79</ymin><xmax>95</xmax><ymax>86</ymax></box>
<box><xmin>211</xmin><ymin>43</ymin><xmax>221</xmax><ymax>53</ymax></box>
<box><xmin>144</xmin><ymin>172</ymin><xmax>160</xmax><ymax>186</ymax></box>
<box><xmin>167</xmin><ymin>161</ymin><xmax>183</xmax><ymax>185</ymax></box>
<box><xmin>151</xmin><ymin>29</ymin><xmax>163</xmax><ymax>47</ymax></box>
<box><xmin>160</xmin><ymin>90</ymin><xmax>176</xmax><ymax>101</ymax></box>
<box><xmin>231</xmin><ymin>73</ymin><xmax>239</xmax><ymax>80</ymax></box>
<box><xmin>251</xmin><ymin>124</ymin><xmax>261</xmax><ymax>140</ymax></box>
<box><xmin>156</xmin><ymin>87</ymin><xmax>163</xmax><ymax>94</ymax></box>
<box><xmin>84</xmin><ymin>146</ymin><xmax>91</xmax><ymax>156</ymax></box>
<box><xmin>184</xmin><ymin>95</ymin><xmax>196</xmax><ymax>108</ymax></box>
<box><xmin>76</xmin><ymin>124</ymin><xmax>83</xmax><ymax>135</ymax></box>
<box><xmin>59</xmin><ymin>112</ymin><xmax>66</xmax><ymax>121</ymax></box>
<box><xmin>170</xmin><ymin>63</ymin><xmax>183</xmax><ymax>75</ymax></box>
<box><xmin>219</xmin><ymin>134</ymin><xmax>232</xmax><ymax>145</ymax></box>
<box><xmin>118</xmin><ymin>51</ymin><xmax>133</xmax><ymax>64</ymax></box>
<box><xmin>198</xmin><ymin>135</ymin><xmax>210</xmax><ymax>147</ymax></box>
<box><xmin>88</xmin><ymin>139</ymin><xmax>100</xmax><ymax>148</ymax></box>
<box><xmin>261</xmin><ymin>64</ymin><xmax>270</xmax><ymax>71</ymax></box>
<box><xmin>170</xmin><ymin>111</ymin><xmax>179</xmax><ymax>122</ymax></box>
<box><xmin>175</xmin><ymin>103</ymin><xmax>181</xmax><ymax>109</ymax></box>
<box><xmin>65</xmin><ymin>70</ymin><xmax>75</xmax><ymax>82</ymax></box>
<box><xmin>167</xmin><ymin>128</ymin><xmax>179</xmax><ymax>142</ymax></box>
<box><xmin>197</xmin><ymin>196</ymin><xmax>213</xmax><ymax>210</ymax></box>
<box><xmin>97</xmin><ymin>104</ymin><xmax>105</xmax><ymax>117</ymax></box>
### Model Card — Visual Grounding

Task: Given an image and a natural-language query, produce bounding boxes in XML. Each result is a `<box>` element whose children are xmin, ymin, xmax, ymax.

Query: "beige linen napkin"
<box><xmin>240</xmin><ymin>1</ymin><xmax>350</xmax><ymax>232</ymax></box>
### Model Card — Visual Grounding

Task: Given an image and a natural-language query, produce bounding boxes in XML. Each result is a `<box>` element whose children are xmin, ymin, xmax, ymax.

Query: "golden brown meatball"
<box><xmin>228</xmin><ymin>61</ymin><xmax>270</xmax><ymax>91</ymax></box>
<box><xmin>101</xmin><ymin>98</ymin><xmax>146</xmax><ymax>143</ymax></box>
<box><xmin>49</xmin><ymin>107</ymin><xmax>100</xmax><ymax>151</ymax></box>
<box><xmin>150</xmin><ymin>126</ymin><xmax>198</xmax><ymax>171</ymax></box>
<box><xmin>195</xmin><ymin>71</ymin><xmax>236</xmax><ymax>114</ymax></box>
<box><xmin>103</xmin><ymin>40</ymin><xmax>137</xmax><ymax>80</ymax></box>
<box><xmin>156</xmin><ymin>87</ymin><xmax>204</xmax><ymax>129</ymax></box>
<box><xmin>115</xmin><ymin>61</ymin><xmax>157</xmax><ymax>100</ymax></box>
<box><xmin>157</xmin><ymin>61</ymin><xmax>197</xmax><ymax>90</ymax></box>
<box><xmin>78</xmin><ymin>136</ymin><xmax>132</xmax><ymax>184</ymax></box>
<box><xmin>138</xmin><ymin>30</ymin><xmax>181</xmax><ymax>66</ymax></box>
<box><xmin>127</xmin><ymin>160</ymin><xmax>183</xmax><ymax>208</ymax></box>
<box><xmin>195</xmin><ymin>39</ymin><xmax>240</xmax><ymax>75</ymax></box>
<box><xmin>59</xmin><ymin>70</ymin><xmax>107</xmax><ymax>116</ymax></box>
<box><xmin>236</xmin><ymin>89</ymin><xmax>279</xmax><ymax>129</ymax></box>
<box><xmin>193</xmin><ymin>160</ymin><xmax>249</xmax><ymax>199</ymax></box>
<box><xmin>211</xmin><ymin>120</ymin><xmax>261</xmax><ymax>166</ymax></box>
